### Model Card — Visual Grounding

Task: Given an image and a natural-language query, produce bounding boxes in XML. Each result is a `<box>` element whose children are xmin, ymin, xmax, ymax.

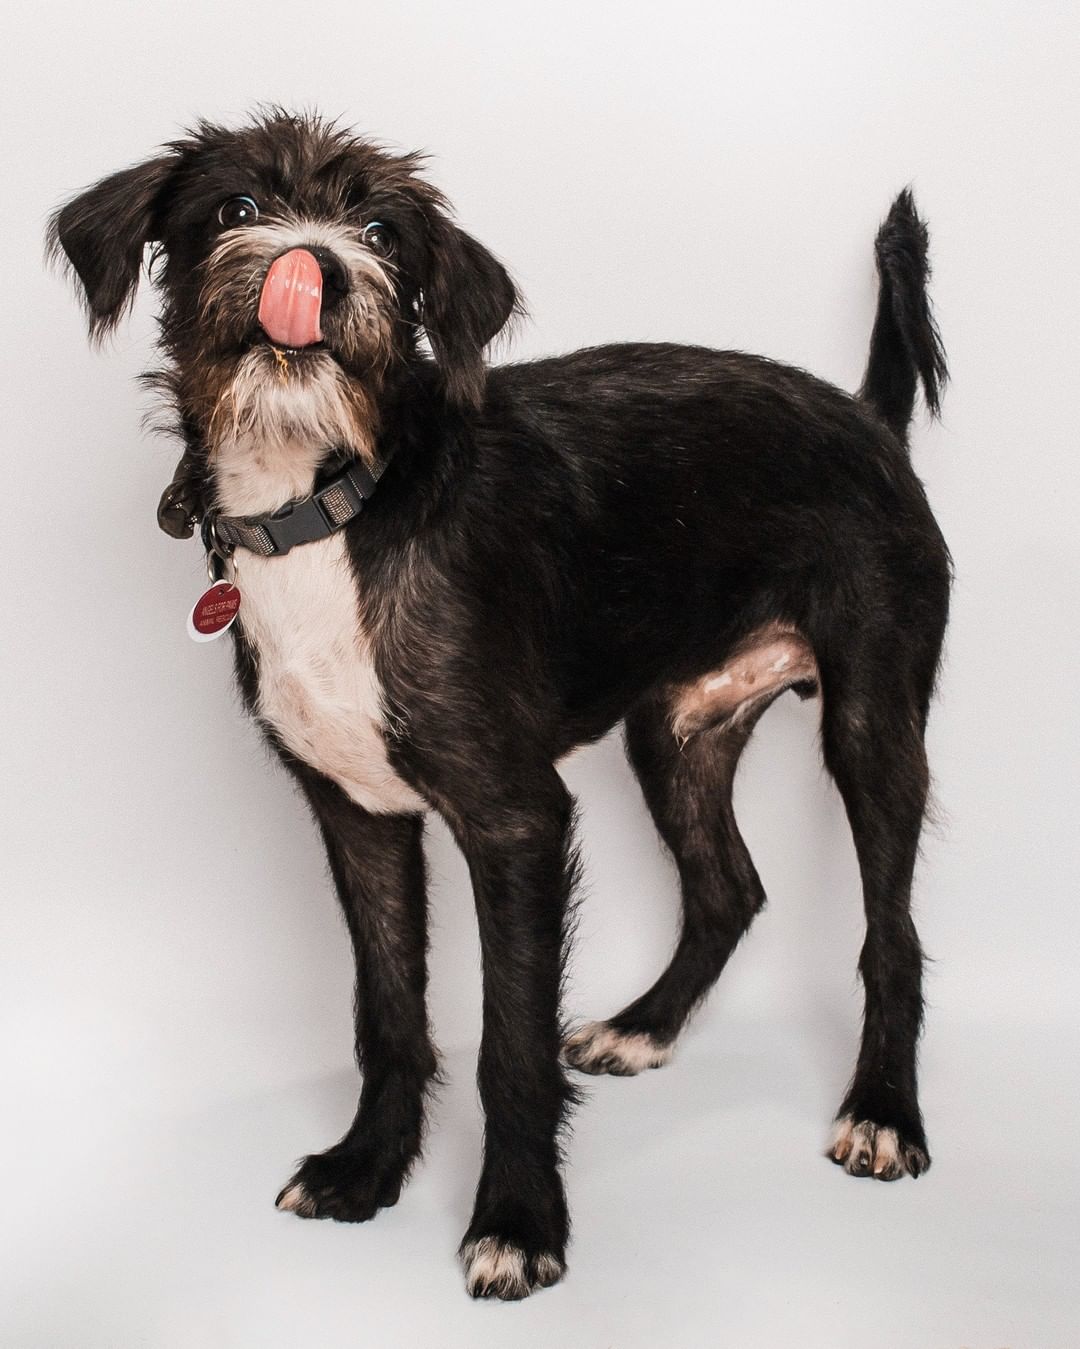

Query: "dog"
<box><xmin>50</xmin><ymin>110</ymin><xmax>950</xmax><ymax>1300</ymax></box>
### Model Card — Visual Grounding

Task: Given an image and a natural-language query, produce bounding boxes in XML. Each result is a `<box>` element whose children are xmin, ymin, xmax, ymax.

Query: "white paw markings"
<box><xmin>828</xmin><ymin>1115</ymin><xmax>930</xmax><ymax>1180</ymax></box>
<box><xmin>562</xmin><ymin>1021</ymin><xmax>673</xmax><ymax>1076</ymax></box>
<box><xmin>275</xmin><ymin>1181</ymin><xmax>319</xmax><ymax>1217</ymax></box>
<box><xmin>461</xmin><ymin>1237</ymin><xmax>564</xmax><ymax>1300</ymax></box>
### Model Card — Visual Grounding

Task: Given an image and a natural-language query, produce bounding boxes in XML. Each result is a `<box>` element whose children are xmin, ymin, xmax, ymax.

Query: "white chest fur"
<box><xmin>235</xmin><ymin>533</ymin><xmax>426</xmax><ymax>816</ymax></box>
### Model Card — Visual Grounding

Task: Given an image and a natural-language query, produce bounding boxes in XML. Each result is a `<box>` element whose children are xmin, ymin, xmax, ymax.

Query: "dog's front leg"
<box><xmin>275</xmin><ymin>769</ymin><xmax>436</xmax><ymax>1222</ymax></box>
<box><xmin>447</xmin><ymin>771</ymin><xmax>577</xmax><ymax>1299</ymax></box>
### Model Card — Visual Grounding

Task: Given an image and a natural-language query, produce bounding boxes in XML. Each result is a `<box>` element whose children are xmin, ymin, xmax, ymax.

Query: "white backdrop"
<box><xmin>3</xmin><ymin>2</ymin><xmax>1077</xmax><ymax>1346</ymax></box>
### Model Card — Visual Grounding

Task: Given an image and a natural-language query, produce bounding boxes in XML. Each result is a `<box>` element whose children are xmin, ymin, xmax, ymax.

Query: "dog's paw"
<box><xmin>460</xmin><ymin>1236</ymin><xmax>565</xmax><ymax>1300</ymax></box>
<box><xmin>828</xmin><ymin>1115</ymin><xmax>930</xmax><ymax>1180</ymax></box>
<box><xmin>275</xmin><ymin>1145</ymin><xmax>408</xmax><ymax>1222</ymax></box>
<box><xmin>562</xmin><ymin>1021</ymin><xmax>673</xmax><ymax>1076</ymax></box>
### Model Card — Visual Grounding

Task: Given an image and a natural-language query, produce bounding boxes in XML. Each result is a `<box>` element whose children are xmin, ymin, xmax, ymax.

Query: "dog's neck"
<box><xmin>210</xmin><ymin>430</ymin><xmax>370</xmax><ymax>516</ymax></box>
<box><xmin>201</xmin><ymin>349</ymin><xmax>382</xmax><ymax>517</ymax></box>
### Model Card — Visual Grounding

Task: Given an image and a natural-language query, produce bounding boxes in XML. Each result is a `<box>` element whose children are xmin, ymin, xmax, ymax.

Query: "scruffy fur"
<box><xmin>50</xmin><ymin>111</ymin><xmax>950</xmax><ymax>1300</ymax></box>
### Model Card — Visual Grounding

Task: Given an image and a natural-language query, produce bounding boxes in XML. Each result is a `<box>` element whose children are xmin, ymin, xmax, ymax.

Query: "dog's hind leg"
<box><xmin>563</xmin><ymin>693</ymin><xmax>768</xmax><ymax>1076</ymax></box>
<box><xmin>275</xmin><ymin>769</ymin><xmax>437</xmax><ymax>1222</ymax></box>
<box><xmin>819</xmin><ymin>644</ymin><xmax>938</xmax><ymax>1181</ymax></box>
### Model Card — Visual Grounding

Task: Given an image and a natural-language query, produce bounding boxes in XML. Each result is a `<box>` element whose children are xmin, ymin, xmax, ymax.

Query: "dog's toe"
<box><xmin>461</xmin><ymin>1237</ymin><xmax>565</xmax><ymax>1300</ymax></box>
<box><xmin>275</xmin><ymin>1180</ymin><xmax>320</xmax><ymax>1217</ymax></box>
<box><xmin>562</xmin><ymin>1021</ymin><xmax>673</xmax><ymax>1076</ymax></box>
<box><xmin>828</xmin><ymin>1116</ymin><xmax>930</xmax><ymax>1180</ymax></box>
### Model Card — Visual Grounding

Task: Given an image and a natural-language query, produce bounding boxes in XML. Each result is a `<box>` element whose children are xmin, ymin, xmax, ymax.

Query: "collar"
<box><xmin>202</xmin><ymin>453</ymin><xmax>385</xmax><ymax>561</ymax></box>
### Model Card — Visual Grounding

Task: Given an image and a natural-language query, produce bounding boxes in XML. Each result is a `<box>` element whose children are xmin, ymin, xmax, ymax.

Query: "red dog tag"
<box><xmin>187</xmin><ymin>581</ymin><xmax>241</xmax><ymax>642</ymax></box>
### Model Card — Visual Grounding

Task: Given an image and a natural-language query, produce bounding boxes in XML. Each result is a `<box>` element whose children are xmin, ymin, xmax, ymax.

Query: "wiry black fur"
<box><xmin>860</xmin><ymin>187</ymin><xmax>949</xmax><ymax>439</ymax></box>
<box><xmin>50</xmin><ymin>112</ymin><xmax>950</xmax><ymax>1298</ymax></box>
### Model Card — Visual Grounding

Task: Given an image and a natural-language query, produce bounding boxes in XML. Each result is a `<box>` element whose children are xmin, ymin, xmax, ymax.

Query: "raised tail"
<box><xmin>859</xmin><ymin>188</ymin><xmax>948</xmax><ymax>441</ymax></box>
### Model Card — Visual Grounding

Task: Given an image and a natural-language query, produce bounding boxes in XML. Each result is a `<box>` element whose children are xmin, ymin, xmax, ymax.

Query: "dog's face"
<box><xmin>50</xmin><ymin>112</ymin><xmax>518</xmax><ymax>459</ymax></box>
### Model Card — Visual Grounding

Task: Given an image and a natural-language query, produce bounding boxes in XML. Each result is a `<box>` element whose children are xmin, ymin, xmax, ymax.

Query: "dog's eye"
<box><xmin>362</xmin><ymin>221</ymin><xmax>395</xmax><ymax>258</ymax></box>
<box><xmin>217</xmin><ymin>196</ymin><xmax>259</xmax><ymax>229</ymax></box>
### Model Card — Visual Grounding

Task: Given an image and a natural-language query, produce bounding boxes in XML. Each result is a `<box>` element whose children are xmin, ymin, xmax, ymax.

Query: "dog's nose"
<box><xmin>307</xmin><ymin>246</ymin><xmax>349</xmax><ymax>310</ymax></box>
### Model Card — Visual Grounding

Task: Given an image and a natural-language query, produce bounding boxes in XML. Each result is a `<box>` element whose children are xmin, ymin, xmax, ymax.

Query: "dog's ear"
<box><xmin>420</xmin><ymin>213</ymin><xmax>519</xmax><ymax>410</ymax></box>
<box><xmin>48</xmin><ymin>154</ymin><xmax>178</xmax><ymax>340</ymax></box>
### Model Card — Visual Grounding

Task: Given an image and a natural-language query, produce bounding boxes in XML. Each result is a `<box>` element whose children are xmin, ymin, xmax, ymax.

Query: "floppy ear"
<box><xmin>48</xmin><ymin>154</ymin><xmax>177</xmax><ymax>340</ymax></box>
<box><xmin>421</xmin><ymin>214</ymin><xmax>519</xmax><ymax>410</ymax></box>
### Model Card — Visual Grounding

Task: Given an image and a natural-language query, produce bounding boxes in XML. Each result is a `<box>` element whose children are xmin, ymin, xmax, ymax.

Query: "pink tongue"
<box><xmin>258</xmin><ymin>248</ymin><xmax>323</xmax><ymax>348</ymax></box>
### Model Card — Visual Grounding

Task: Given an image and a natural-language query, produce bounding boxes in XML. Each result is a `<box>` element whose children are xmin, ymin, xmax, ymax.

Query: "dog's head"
<box><xmin>49</xmin><ymin>111</ymin><xmax>518</xmax><ymax>462</ymax></box>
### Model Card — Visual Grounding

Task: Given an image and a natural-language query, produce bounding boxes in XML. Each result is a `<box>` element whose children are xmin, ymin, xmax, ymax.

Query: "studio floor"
<box><xmin>7</xmin><ymin>1010</ymin><xmax>1074</xmax><ymax>1348</ymax></box>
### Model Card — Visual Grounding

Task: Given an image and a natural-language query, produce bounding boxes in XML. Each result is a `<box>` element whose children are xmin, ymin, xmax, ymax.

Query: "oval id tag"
<box><xmin>187</xmin><ymin>581</ymin><xmax>241</xmax><ymax>643</ymax></box>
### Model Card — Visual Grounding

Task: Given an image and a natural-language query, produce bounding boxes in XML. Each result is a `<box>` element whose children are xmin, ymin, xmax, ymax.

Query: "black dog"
<box><xmin>51</xmin><ymin>111</ymin><xmax>949</xmax><ymax>1300</ymax></box>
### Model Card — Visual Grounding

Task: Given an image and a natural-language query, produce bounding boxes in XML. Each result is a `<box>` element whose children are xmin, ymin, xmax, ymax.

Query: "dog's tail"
<box><xmin>859</xmin><ymin>188</ymin><xmax>948</xmax><ymax>442</ymax></box>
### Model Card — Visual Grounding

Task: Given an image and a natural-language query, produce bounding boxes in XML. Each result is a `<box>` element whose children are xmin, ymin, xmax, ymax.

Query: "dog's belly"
<box><xmin>236</xmin><ymin>534</ymin><xmax>426</xmax><ymax>815</ymax></box>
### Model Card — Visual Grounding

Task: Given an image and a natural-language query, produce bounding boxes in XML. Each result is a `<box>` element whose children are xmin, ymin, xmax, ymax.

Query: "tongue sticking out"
<box><xmin>258</xmin><ymin>248</ymin><xmax>324</xmax><ymax>348</ymax></box>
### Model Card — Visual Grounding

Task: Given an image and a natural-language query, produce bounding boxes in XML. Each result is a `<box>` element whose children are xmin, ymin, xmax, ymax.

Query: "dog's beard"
<box><xmin>209</xmin><ymin>344</ymin><xmax>379</xmax><ymax>452</ymax></box>
<box><xmin>201</xmin><ymin>347</ymin><xmax>381</xmax><ymax>515</ymax></box>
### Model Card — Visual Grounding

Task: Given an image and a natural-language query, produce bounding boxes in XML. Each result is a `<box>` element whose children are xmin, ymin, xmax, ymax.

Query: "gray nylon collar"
<box><xmin>202</xmin><ymin>455</ymin><xmax>385</xmax><ymax>561</ymax></box>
